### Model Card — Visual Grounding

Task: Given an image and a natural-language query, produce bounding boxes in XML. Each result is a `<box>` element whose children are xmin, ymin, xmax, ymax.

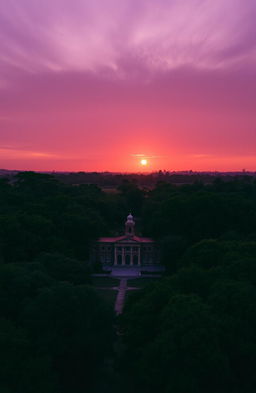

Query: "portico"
<box><xmin>114</xmin><ymin>244</ymin><xmax>141</xmax><ymax>266</ymax></box>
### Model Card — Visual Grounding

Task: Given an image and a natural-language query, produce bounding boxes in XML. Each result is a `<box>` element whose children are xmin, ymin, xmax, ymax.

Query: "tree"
<box><xmin>122</xmin><ymin>291</ymin><xmax>235</xmax><ymax>393</ymax></box>
<box><xmin>22</xmin><ymin>283</ymin><xmax>114</xmax><ymax>393</ymax></box>
<box><xmin>35</xmin><ymin>253</ymin><xmax>91</xmax><ymax>285</ymax></box>
<box><xmin>209</xmin><ymin>280</ymin><xmax>256</xmax><ymax>393</ymax></box>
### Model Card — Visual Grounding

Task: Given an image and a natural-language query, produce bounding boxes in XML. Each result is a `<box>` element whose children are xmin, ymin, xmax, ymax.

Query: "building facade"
<box><xmin>97</xmin><ymin>214</ymin><xmax>160</xmax><ymax>269</ymax></box>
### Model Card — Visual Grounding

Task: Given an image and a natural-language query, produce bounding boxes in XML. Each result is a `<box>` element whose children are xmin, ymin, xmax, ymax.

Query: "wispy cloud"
<box><xmin>0</xmin><ymin>0</ymin><xmax>255</xmax><ymax>82</ymax></box>
<box><xmin>191</xmin><ymin>154</ymin><xmax>215</xmax><ymax>159</ymax></box>
<box><xmin>131</xmin><ymin>154</ymin><xmax>166</xmax><ymax>159</ymax></box>
<box><xmin>0</xmin><ymin>147</ymin><xmax>59</xmax><ymax>160</ymax></box>
<box><xmin>0</xmin><ymin>1</ymin><xmax>255</xmax><ymax>172</ymax></box>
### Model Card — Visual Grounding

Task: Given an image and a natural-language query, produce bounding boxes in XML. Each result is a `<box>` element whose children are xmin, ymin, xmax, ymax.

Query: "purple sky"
<box><xmin>0</xmin><ymin>0</ymin><xmax>256</xmax><ymax>171</ymax></box>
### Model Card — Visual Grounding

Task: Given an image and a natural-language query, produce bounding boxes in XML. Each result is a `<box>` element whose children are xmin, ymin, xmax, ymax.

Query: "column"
<box><xmin>114</xmin><ymin>247</ymin><xmax>117</xmax><ymax>265</ymax></box>
<box><xmin>130</xmin><ymin>247</ymin><xmax>133</xmax><ymax>266</ymax></box>
<box><xmin>122</xmin><ymin>247</ymin><xmax>125</xmax><ymax>265</ymax></box>
<box><xmin>138</xmin><ymin>246</ymin><xmax>141</xmax><ymax>265</ymax></box>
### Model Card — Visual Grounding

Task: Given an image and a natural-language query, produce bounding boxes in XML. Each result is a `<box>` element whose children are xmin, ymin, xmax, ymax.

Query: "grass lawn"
<box><xmin>125</xmin><ymin>289</ymin><xmax>141</xmax><ymax>305</ymax></box>
<box><xmin>97</xmin><ymin>288</ymin><xmax>118</xmax><ymax>308</ymax></box>
<box><xmin>91</xmin><ymin>276</ymin><xmax>120</xmax><ymax>288</ymax></box>
<box><xmin>127</xmin><ymin>277</ymin><xmax>160</xmax><ymax>288</ymax></box>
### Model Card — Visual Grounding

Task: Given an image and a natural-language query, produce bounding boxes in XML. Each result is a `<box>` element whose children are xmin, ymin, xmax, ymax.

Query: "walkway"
<box><xmin>114</xmin><ymin>279</ymin><xmax>127</xmax><ymax>315</ymax></box>
<box><xmin>93</xmin><ymin>274</ymin><xmax>161</xmax><ymax>315</ymax></box>
<box><xmin>94</xmin><ymin>278</ymin><xmax>139</xmax><ymax>315</ymax></box>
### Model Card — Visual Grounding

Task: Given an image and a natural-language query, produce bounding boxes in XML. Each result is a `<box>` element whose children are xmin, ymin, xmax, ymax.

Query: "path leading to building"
<box><xmin>114</xmin><ymin>279</ymin><xmax>127</xmax><ymax>315</ymax></box>
<box><xmin>92</xmin><ymin>274</ymin><xmax>162</xmax><ymax>315</ymax></box>
<box><xmin>93</xmin><ymin>277</ymin><xmax>140</xmax><ymax>315</ymax></box>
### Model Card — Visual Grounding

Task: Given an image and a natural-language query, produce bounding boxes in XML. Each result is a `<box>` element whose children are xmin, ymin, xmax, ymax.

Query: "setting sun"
<box><xmin>140</xmin><ymin>159</ymin><xmax>148</xmax><ymax>166</ymax></box>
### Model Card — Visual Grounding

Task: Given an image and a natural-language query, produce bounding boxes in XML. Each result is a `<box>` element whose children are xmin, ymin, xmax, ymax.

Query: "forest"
<box><xmin>1</xmin><ymin>171</ymin><xmax>256</xmax><ymax>392</ymax></box>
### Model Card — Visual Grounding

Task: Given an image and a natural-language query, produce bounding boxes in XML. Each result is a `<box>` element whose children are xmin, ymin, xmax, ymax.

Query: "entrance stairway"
<box><xmin>111</xmin><ymin>267</ymin><xmax>141</xmax><ymax>278</ymax></box>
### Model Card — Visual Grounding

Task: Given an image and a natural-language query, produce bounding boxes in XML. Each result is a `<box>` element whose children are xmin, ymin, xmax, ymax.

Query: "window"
<box><xmin>125</xmin><ymin>254</ymin><xmax>130</xmax><ymax>265</ymax></box>
<box><xmin>117</xmin><ymin>255</ymin><xmax>122</xmax><ymax>265</ymax></box>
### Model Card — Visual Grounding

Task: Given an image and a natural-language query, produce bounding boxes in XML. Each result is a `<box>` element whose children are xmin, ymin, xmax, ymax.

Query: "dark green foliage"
<box><xmin>35</xmin><ymin>253</ymin><xmax>91</xmax><ymax>285</ymax></box>
<box><xmin>0</xmin><ymin>172</ymin><xmax>113</xmax><ymax>262</ymax></box>
<box><xmin>1</xmin><ymin>172</ymin><xmax>256</xmax><ymax>392</ymax></box>
<box><xmin>22</xmin><ymin>283</ymin><xmax>113</xmax><ymax>393</ymax></box>
<box><xmin>120</xmin><ymin>241</ymin><xmax>256</xmax><ymax>393</ymax></box>
<box><xmin>0</xmin><ymin>263</ymin><xmax>53</xmax><ymax>321</ymax></box>
<box><xmin>160</xmin><ymin>235</ymin><xmax>189</xmax><ymax>273</ymax></box>
<box><xmin>118</xmin><ymin>179</ymin><xmax>145</xmax><ymax>215</ymax></box>
<box><xmin>0</xmin><ymin>262</ymin><xmax>113</xmax><ymax>393</ymax></box>
<box><xmin>0</xmin><ymin>171</ymin><xmax>117</xmax><ymax>393</ymax></box>
<box><xmin>140</xmin><ymin>295</ymin><xmax>232</xmax><ymax>393</ymax></box>
<box><xmin>119</xmin><ymin>177</ymin><xmax>256</xmax><ymax>393</ymax></box>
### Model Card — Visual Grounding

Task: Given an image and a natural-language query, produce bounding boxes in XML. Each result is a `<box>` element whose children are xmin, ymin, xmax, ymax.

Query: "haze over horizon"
<box><xmin>0</xmin><ymin>0</ymin><xmax>256</xmax><ymax>172</ymax></box>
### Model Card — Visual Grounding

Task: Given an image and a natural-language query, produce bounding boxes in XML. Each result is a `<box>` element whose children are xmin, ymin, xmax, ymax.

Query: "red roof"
<box><xmin>98</xmin><ymin>235</ymin><xmax>154</xmax><ymax>243</ymax></box>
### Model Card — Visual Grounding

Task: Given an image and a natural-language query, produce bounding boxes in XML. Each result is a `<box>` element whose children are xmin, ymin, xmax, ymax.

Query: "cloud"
<box><xmin>0</xmin><ymin>147</ymin><xmax>60</xmax><ymax>160</ymax></box>
<box><xmin>191</xmin><ymin>154</ymin><xmax>214</xmax><ymax>158</ymax></box>
<box><xmin>0</xmin><ymin>1</ymin><xmax>255</xmax><ymax>172</ymax></box>
<box><xmin>0</xmin><ymin>0</ymin><xmax>256</xmax><ymax>83</ymax></box>
<box><xmin>131</xmin><ymin>154</ymin><xmax>166</xmax><ymax>159</ymax></box>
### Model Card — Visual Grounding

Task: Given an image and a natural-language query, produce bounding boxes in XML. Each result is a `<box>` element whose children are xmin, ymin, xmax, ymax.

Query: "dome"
<box><xmin>127</xmin><ymin>213</ymin><xmax>134</xmax><ymax>221</ymax></box>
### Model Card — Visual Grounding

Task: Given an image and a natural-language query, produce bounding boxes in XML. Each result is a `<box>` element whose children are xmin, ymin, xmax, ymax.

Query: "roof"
<box><xmin>98</xmin><ymin>235</ymin><xmax>154</xmax><ymax>243</ymax></box>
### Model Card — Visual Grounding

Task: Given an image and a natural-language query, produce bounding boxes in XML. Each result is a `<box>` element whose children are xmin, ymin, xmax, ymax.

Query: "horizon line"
<box><xmin>0</xmin><ymin>168</ymin><xmax>256</xmax><ymax>175</ymax></box>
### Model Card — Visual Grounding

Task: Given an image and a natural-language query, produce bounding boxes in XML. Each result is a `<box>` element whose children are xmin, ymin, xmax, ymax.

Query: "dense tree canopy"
<box><xmin>0</xmin><ymin>261</ymin><xmax>113</xmax><ymax>393</ymax></box>
<box><xmin>1</xmin><ymin>172</ymin><xmax>256</xmax><ymax>392</ymax></box>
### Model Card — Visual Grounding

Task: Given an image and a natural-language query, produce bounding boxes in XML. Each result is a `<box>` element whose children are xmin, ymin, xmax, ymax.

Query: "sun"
<box><xmin>140</xmin><ymin>159</ymin><xmax>148</xmax><ymax>166</ymax></box>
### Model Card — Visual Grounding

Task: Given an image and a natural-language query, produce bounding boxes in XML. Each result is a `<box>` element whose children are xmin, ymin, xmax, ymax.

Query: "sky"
<box><xmin>0</xmin><ymin>0</ymin><xmax>256</xmax><ymax>172</ymax></box>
